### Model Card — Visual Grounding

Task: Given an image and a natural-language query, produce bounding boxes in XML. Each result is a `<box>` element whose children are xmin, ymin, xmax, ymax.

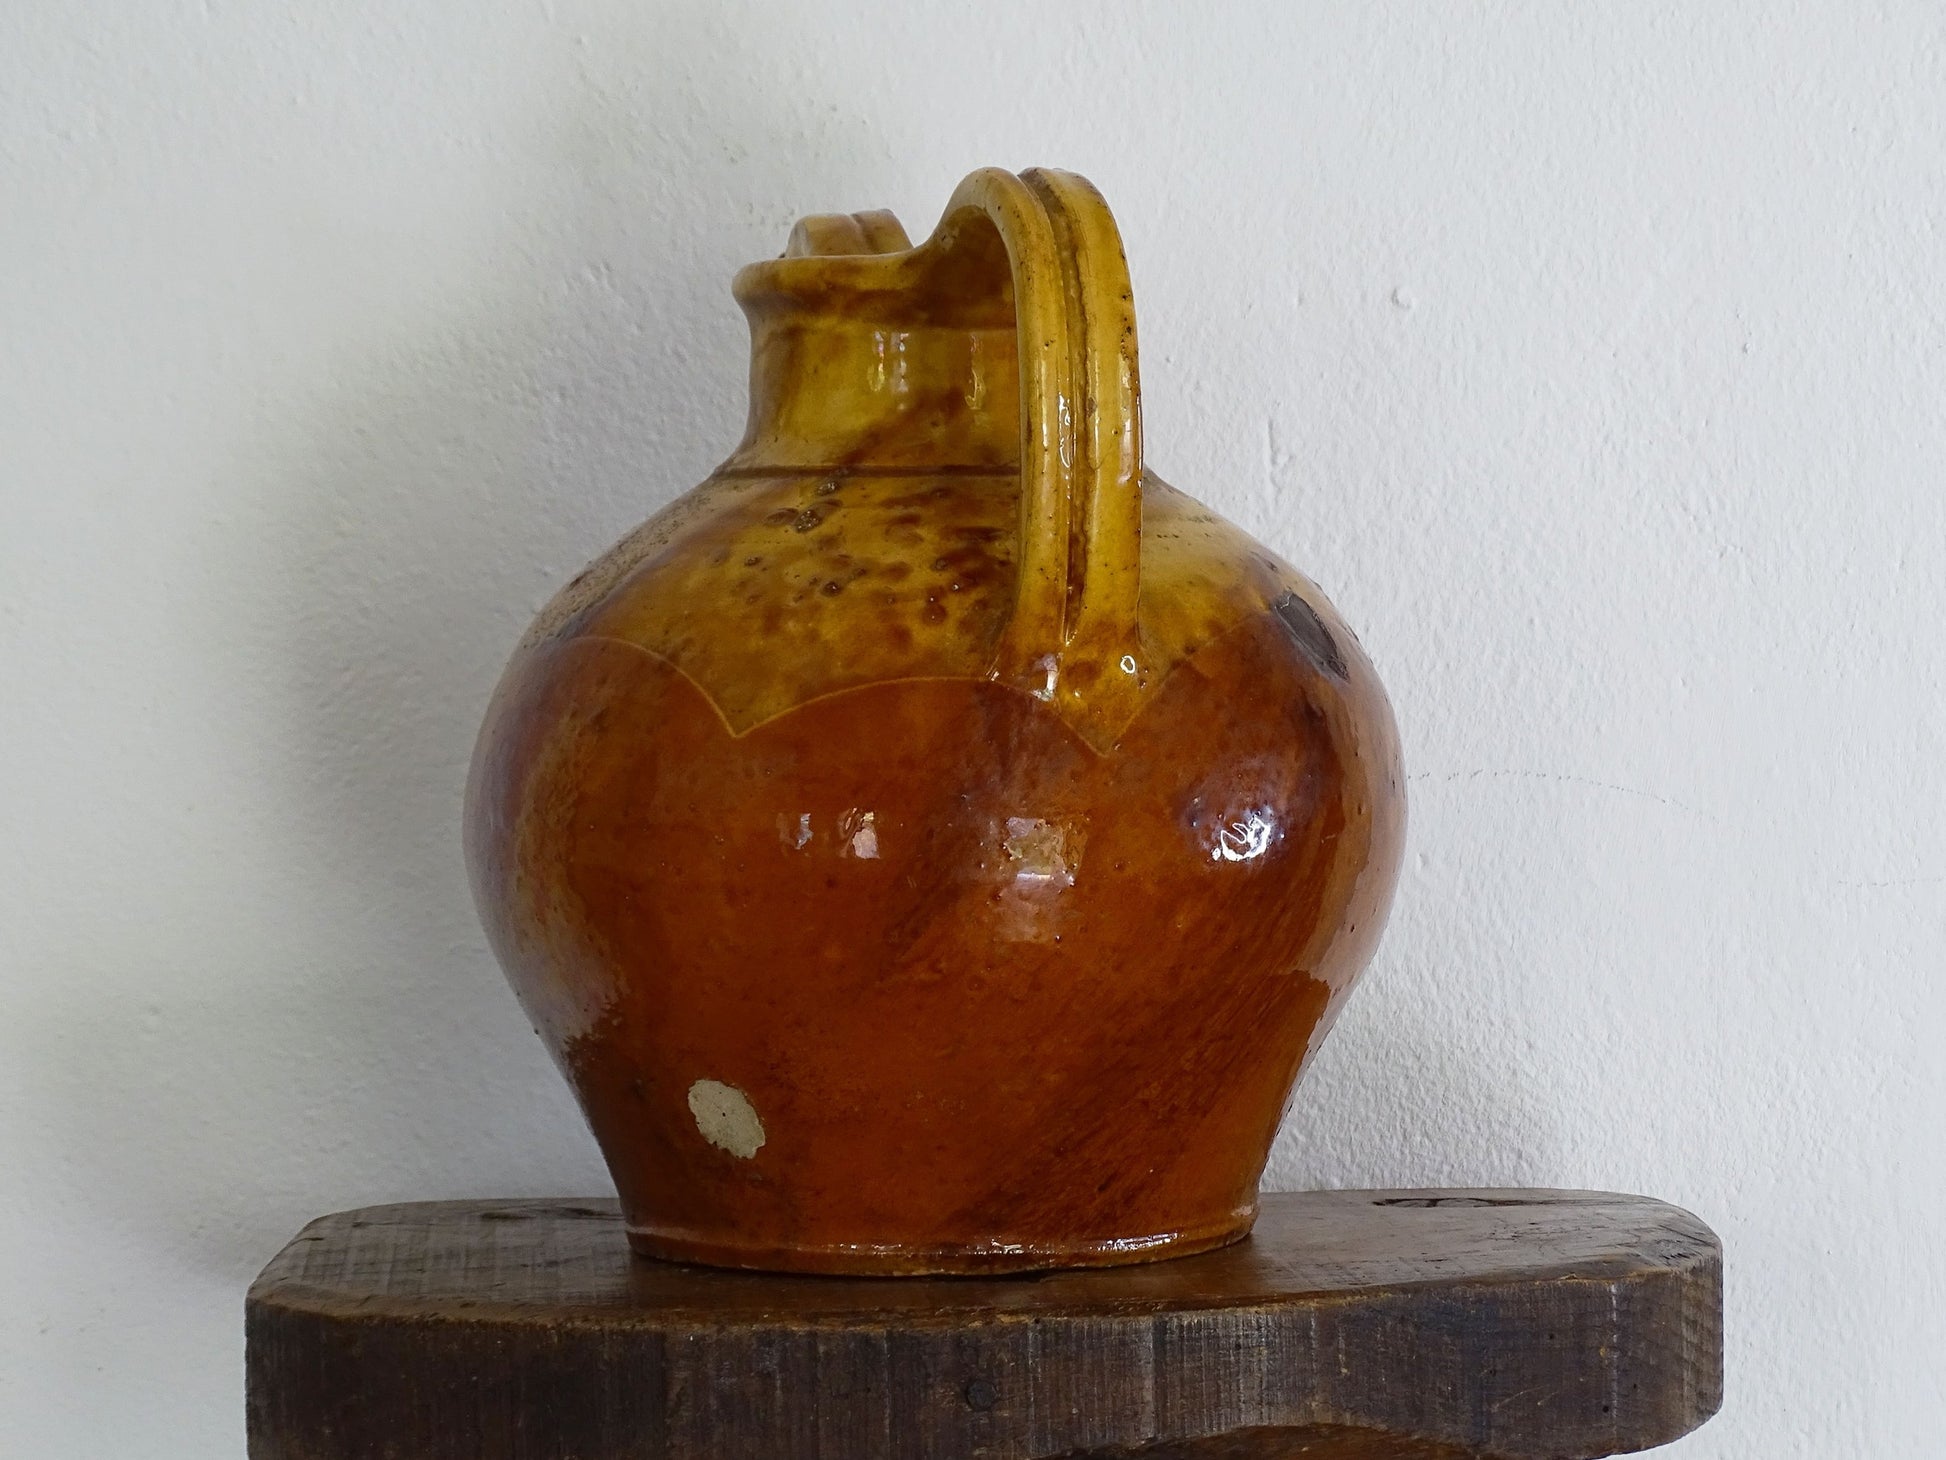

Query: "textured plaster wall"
<box><xmin>3</xmin><ymin>3</ymin><xmax>1943</xmax><ymax>1455</ymax></box>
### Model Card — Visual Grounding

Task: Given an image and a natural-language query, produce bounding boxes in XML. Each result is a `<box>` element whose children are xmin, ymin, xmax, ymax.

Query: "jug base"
<box><xmin>624</xmin><ymin>1208</ymin><xmax>1257</xmax><ymax>1276</ymax></box>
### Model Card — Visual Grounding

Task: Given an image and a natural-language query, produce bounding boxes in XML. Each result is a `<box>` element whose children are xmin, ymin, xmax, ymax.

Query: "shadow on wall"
<box><xmin>1263</xmin><ymin>924</ymin><xmax>1569</xmax><ymax>1195</ymax></box>
<box><xmin>24</xmin><ymin>13</ymin><xmax>911</xmax><ymax>1283</ymax></box>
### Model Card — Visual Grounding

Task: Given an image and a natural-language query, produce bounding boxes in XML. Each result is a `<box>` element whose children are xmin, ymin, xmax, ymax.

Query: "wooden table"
<box><xmin>246</xmin><ymin>1189</ymin><xmax>1721</xmax><ymax>1458</ymax></box>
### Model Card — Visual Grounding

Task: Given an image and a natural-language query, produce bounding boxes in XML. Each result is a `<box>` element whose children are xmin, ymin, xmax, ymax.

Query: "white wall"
<box><xmin>3</xmin><ymin>3</ymin><xmax>1941</xmax><ymax>1455</ymax></box>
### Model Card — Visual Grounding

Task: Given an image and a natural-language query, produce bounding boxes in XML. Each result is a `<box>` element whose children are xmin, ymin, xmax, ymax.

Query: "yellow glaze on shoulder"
<box><xmin>518</xmin><ymin>168</ymin><xmax>1356</xmax><ymax>751</ymax></box>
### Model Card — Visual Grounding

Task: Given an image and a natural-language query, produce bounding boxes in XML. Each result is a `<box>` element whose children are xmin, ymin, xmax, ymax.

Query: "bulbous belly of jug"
<box><xmin>464</xmin><ymin>524</ymin><xmax>1404</xmax><ymax>1273</ymax></box>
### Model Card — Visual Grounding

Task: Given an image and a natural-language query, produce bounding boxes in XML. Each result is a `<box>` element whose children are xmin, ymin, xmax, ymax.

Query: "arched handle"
<box><xmin>938</xmin><ymin>169</ymin><xmax>1144</xmax><ymax>697</ymax></box>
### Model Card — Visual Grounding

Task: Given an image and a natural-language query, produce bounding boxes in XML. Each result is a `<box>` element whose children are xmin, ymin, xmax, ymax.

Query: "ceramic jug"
<box><xmin>466</xmin><ymin>167</ymin><xmax>1405</xmax><ymax>1274</ymax></box>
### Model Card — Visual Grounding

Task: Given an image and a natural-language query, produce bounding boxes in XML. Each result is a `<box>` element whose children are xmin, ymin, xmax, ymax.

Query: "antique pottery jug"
<box><xmin>466</xmin><ymin>167</ymin><xmax>1405</xmax><ymax>1274</ymax></box>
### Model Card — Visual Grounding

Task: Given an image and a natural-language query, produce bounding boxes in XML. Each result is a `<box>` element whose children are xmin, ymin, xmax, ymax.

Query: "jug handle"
<box><xmin>939</xmin><ymin>168</ymin><xmax>1144</xmax><ymax>697</ymax></box>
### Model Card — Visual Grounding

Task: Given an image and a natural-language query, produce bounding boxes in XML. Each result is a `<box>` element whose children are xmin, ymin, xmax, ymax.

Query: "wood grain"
<box><xmin>246</xmin><ymin>1188</ymin><xmax>1721</xmax><ymax>1459</ymax></box>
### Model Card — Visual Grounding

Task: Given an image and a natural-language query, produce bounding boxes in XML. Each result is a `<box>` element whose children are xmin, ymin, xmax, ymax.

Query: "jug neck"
<box><xmin>723</xmin><ymin>288</ymin><xmax>1023</xmax><ymax>475</ymax></box>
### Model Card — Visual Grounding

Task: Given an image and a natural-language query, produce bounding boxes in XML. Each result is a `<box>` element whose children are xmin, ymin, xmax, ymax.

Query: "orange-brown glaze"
<box><xmin>465</xmin><ymin>169</ymin><xmax>1405</xmax><ymax>1273</ymax></box>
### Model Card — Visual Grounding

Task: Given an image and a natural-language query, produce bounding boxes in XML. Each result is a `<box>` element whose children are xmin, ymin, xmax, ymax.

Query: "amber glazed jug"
<box><xmin>466</xmin><ymin>167</ymin><xmax>1405</xmax><ymax>1274</ymax></box>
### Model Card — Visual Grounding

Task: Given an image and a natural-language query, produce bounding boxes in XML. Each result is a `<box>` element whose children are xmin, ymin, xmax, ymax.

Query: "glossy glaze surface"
<box><xmin>466</xmin><ymin>168</ymin><xmax>1405</xmax><ymax>1273</ymax></box>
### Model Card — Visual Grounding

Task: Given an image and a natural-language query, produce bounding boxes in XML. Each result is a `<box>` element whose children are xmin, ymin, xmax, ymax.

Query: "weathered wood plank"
<box><xmin>246</xmin><ymin>1189</ymin><xmax>1721</xmax><ymax>1459</ymax></box>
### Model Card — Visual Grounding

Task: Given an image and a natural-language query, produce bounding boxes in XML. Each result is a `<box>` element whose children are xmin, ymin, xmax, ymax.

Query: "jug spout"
<box><xmin>725</xmin><ymin>211</ymin><xmax>1024</xmax><ymax>474</ymax></box>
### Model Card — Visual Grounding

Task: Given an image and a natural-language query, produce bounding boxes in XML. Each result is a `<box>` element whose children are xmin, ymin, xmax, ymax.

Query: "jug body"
<box><xmin>466</xmin><ymin>169</ymin><xmax>1405</xmax><ymax>1273</ymax></box>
